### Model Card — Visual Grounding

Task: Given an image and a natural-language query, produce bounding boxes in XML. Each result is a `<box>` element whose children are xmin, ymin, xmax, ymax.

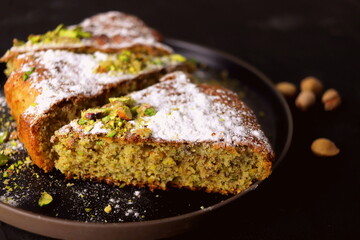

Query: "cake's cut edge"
<box><xmin>52</xmin><ymin>71</ymin><xmax>274</xmax><ymax>195</ymax></box>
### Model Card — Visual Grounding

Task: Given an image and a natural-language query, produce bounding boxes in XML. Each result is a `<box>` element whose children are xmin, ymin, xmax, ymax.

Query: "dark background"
<box><xmin>0</xmin><ymin>0</ymin><xmax>359</xmax><ymax>239</ymax></box>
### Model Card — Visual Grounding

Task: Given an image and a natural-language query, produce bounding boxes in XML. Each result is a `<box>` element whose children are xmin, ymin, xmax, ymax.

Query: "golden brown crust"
<box><xmin>17</xmin><ymin>115</ymin><xmax>47</xmax><ymax>170</ymax></box>
<box><xmin>4</xmin><ymin>56</ymin><xmax>40</xmax><ymax>122</ymax></box>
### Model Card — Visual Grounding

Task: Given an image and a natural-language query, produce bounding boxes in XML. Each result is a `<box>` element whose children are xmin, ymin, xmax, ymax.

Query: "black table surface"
<box><xmin>0</xmin><ymin>0</ymin><xmax>359</xmax><ymax>239</ymax></box>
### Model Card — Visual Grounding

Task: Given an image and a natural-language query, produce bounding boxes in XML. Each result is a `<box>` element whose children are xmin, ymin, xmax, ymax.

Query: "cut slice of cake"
<box><xmin>52</xmin><ymin>71</ymin><xmax>274</xmax><ymax>195</ymax></box>
<box><xmin>4</xmin><ymin>49</ymin><xmax>189</xmax><ymax>172</ymax></box>
<box><xmin>2</xmin><ymin>12</ymin><xmax>191</xmax><ymax>172</ymax></box>
<box><xmin>0</xmin><ymin>11</ymin><xmax>171</xmax><ymax>63</ymax></box>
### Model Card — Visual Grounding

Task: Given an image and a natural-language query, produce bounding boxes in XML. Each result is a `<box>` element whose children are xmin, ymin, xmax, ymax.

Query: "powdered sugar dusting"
<box><xmin>79</xmin><ymin>11</ymin><xmax>156</xmax><ymax>39</ymax></box>
<box><xmin>60</xmin><ymin>71</ymin><xmax>272</xmax><ymax>152</ymax></box>
<box><xmin>5</xmin><ymin>11</ymin><xmax>172</xmax><ymax>58</ymax></box>
<box><xmin>17</xmin><ymin>50</ymin><xmax>179</xmax><ymax>120</ymax></box>
<box><xmin>89</xmin><ymin>121</ymin><xmax>108</xmax><ymax>135</ymax></box>
<box><xmin>129</xmin><ymin>72</ymin><xmax>272</xmax><ymax>151</ymax></box>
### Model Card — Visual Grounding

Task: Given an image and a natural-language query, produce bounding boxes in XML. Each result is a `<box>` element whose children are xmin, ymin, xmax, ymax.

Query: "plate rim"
<box><xmin>0</xmin><ymin>38</ymin><xmax>293</xmax><ymax>239</ymax></box>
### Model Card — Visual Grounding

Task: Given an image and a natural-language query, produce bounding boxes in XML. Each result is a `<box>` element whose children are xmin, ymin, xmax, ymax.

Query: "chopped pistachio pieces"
<box><xmin>24</xmin><ymin>24</ymin><xmax>91</xmax><ymax>46</ymax></box>
<box><xmin>23</xmin><ymin>67</ymin><xmax>36</xmax><ymax>81</ymax></box>
<box><xmin>170</xmin><ymin>54</ymin><xmax>187</xmax><ymax>62</ymax></box>
<box><xmin>0</xmin><ymin>131</ymin><xmax>9</xmax><ymax>143</ymax></box>
<box><xmin>0</xmin><ymin>154</ymin><xmax>9</xmax><ymax>166</ymax></box>
<box><xmin>104</xmin><ymin>204</ymin><xmax>112</xmax><ymax>213</ymax></box>
<box><xmin>28</xmin><ymin>35</ymin><xmax>41</xmax><ymax>43</ymax></box>
<box><xmin>101</xmin><ymin>115</ymin><xmax>111</xmax><ymax>123</ymax></box>
<box><xmin>78</xmin><ymin>119</ymin><xmax>87</xmax><ymax>125</ymax></box>
<box><xmin>13</xmin><ymin>39</ymin><xmax>25</xmax><ymax>46</ymax></box>
<box><xmin>152</xmin><ymin>58</ymin><xmax>164</xmax><ymax>65</ymax></box>
<box><xmin>144</xmin><ymin>107</ymin><xmax>157</xmax><ymax>116</ymax></box>
<box><xmin>59</xmin><ymin>28</ymin><xmax>82</xmax><ymax>38</ymax></box>
<box><xmin>117</xmin><ymin>106</ymin><xmax>133</xmax><ymax>120</ymax></box>
<box><xmin>38</xmin><ymin>191</ymin><xmax>53</xmax><ymax>207</ymax></box>
<box><xmin>85</xmin><ymin>208</ymin><xmax>92</xmax><ymax>212</ymax></box>
<box><xmin>107</xmin><ymin>130</ymin><xmax>117</xmax><ymax>138</ymax></box>
<box><xmin>110</xmin><ymin>96</ymin><xmax>135</xmax><ymax>105</ymax></box>
<box><xmin>77</xmin><ymin>97</ymin><xmax>157</xmax><ymax>139</ymax></box>
<box><xmin>95</xmin><ymin>49</ymin><xmax>187</xmax><ymax>75</ymax></box>
<box><xmin>23</xmin><ymin>74</ymin><xmax>29</xmax><ymax>81</ymax></box>
<box><xmin>135</xmin><ymin>128</ymin><xmax>152</xmax><ymax>138</ymax></box>
<box><xmin>84</xmin><ymin>125</ymin><xmax>93</xmax><ymax>132</ymax></box>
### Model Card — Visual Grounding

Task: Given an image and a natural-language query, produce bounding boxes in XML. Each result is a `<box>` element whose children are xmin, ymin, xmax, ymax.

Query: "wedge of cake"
<box><xmin>0</xmin><ymin>11</ymin><xmax>171</xmax><ymax>63</ymax></box>
<box><xmin>2</xmin><ymin>13</ymin><xmax>190</xmax><ymax>172</ymax></box>
<box><xmin>52</xmin><ymin>71</ymin><xmax>274</xmax><ymax>195</ymax></box>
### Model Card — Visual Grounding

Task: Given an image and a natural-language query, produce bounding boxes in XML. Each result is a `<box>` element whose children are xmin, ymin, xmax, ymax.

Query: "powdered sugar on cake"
<box><xmin>61</xmin><ymin>71</ymin><xmax>272</xmax><ymax>151</ymax></box>
<box><xmin>130</xmin><ymin>72</ymin><xmax>272</xmax><ymax>150</ymax></box>
<box><xmin>79</xmin><ymin>11</ymin><xmax>156</xmax><ymax>39</ymax></box>
<box><xmin>18</xmin><ymin>50</ymin><xmax>178</xmax><ymax>120</ymax></box>
<box><xmin>79</xmin><ymin>11</ymin><xmax>166</xmax><ymax>50</ymax></box>
<box><xmin>4</xmin><ymin>11</ymin><xmax>171</xmax><ymax>59</ymax></box>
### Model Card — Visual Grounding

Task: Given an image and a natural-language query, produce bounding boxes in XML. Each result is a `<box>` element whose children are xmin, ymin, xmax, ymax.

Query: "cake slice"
<box><xmin>52</xmin><ymin>71</ymin><xmax>274</xmax><ymax>195</ymax></box>
<box><xmin>0</xmin><ymin>11</ymin><xmax>171</xmax><ymax>63</ymax></box>
<box><xmin>4</xmin><ymin>49</ymin><xmax>188</xmax><ymax>172</ymax></box>
<box><xmin>2</xmin><ymin>12</ymin><xmax>190</xmax><ymax>172</ymax></box>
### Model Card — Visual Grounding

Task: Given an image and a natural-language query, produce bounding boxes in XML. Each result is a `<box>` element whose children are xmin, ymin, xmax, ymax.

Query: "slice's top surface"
<box><xmin>79</xmin><ymin>11</ymin><xmax>160</xmax><ymax>40</ymax></box>
<box><xmin>9</xmin><ymin>49</ymin><xmax>187</xmax><ymax>121</ymax></box>
<box><xmin>1</xmin><ymin>11</ymin><xmax>171</xmax><ymax>61</ymax></box>
<box><xmin>57</xmin><ymin>71</ymin><xmax>274</xmax><ymax>154</ymax></box>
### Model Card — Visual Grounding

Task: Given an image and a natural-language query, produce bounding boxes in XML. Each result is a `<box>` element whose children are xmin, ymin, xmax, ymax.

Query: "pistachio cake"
<box><xmin>2</xmin><ymin>13</ymin><xmax>189</xmax><ymax>172</ymax></box>
<box><xmin>0</xmin><ymin>11</ymin><xmax>171</xmax><ymax>63</ymax></box>
<box><xmin>52</xmin><ymin>71</ymin><xmax>274</xmax><ymax>195</ymax></box>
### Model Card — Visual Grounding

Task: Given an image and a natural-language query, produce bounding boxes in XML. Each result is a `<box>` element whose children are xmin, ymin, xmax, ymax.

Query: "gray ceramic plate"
<box><xmin>0</xmin><ymin>39</ymin><xmax>292</xmax><ymax>240</ymax></box>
